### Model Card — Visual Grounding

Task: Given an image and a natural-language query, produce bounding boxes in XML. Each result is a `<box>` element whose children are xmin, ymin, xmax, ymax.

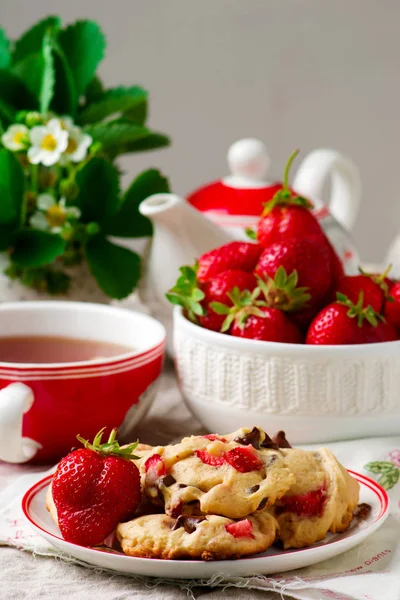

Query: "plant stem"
<box><xmin>31</xmin><ymin>164</ymin><xmax>39</xmax><ymax>194</ymax></box>
<box><xmin>283</xmin><ymin>149</ymin><xmax>300</xmax><ymax>190</ymax></box>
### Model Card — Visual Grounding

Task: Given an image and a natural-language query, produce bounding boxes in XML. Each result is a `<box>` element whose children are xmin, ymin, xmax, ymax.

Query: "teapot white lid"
<box><xmin>224</xmin><ymin>138</ymin><xmax>271</xmax><ymax>189</ymax></box>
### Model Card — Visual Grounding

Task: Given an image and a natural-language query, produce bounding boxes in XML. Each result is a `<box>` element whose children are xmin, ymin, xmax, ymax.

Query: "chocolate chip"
<box><xmin>172</xmin><ymin>515</ymin><xmax>206</xmax><ymax>533</ymax></box>
<box><xmin>177</xmin><ymin>483</ymin><xmax>187</xmax><ymax>489</ymax></box>
<box><xmin>248</xmin><ymin>484</ymin><xmax>260</xmax><ymax>494</ymax></box>
<box><xmin>260</xmin><ymin>433</ymin><xmax>280</xmax><ymax>450</ymax></box>
<box><xmin>272</xmin><ymin>431</ymin><xmax>292</xmax><ymax>449</ymax></box>
<box><xmin>354</xmin><ymin>503</ymin><xmax>372</xmax><ymax>520</ymax></box>
<box><xmin>257</xmin><ymin>497</ymin><xmax>268</xmax><ymax>510</ymax></box>
<box><xmin>161</xmin><ymin>474</ymin><xmax>176</xmax><ymax>487</ymax></box>
<box><xmin>234</xmin><ymin>427</ymin><xmax>261</xmax><ymax>449</ymax></box>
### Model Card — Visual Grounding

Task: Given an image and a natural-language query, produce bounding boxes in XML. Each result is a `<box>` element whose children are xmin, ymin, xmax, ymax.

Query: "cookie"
<box><xmin>269</xmin><ymin>447</ymin><xmax>360</xmax><ymax>549</ymax></box>
<box><xmin>117</xmin><ymin>511</ymin><xmax>279</xmax><ymax>560</ymax></box>
<box><xmin>139</xmin><ymin>427</ymin><xmax>296</xmax><ymax>519</ymax></box>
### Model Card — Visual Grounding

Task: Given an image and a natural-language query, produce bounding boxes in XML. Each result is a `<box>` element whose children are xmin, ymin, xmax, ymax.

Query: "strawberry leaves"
<box><xmin>76</xmin><ymin>427</ymin><xmax>139</xmax><ymax>460</ymax></box>
<box><xmin>364</xmin><ymin>461</ymin><xmax>400</xmax><ymax>490</ymax></box>
<box><xmin>165</xmin><ymin>264</ymin><xmax>206</xmax><ymax>323</ymax></box>
<box><xmin>257</xmin><ymin>265</ymin><xmax>311</xmax><ymax>311</ymax></box>
<box><xmin>211</xmin><ymin>287</ymin><xmax>266</xmax><ymax>332</ymax></box>
<box><xmin>262</xmin><ymin>149</ymin><xmax>312</xmax><ymax>215</ymax></box>
<box><xmin>336</xmin><ymin>291</ymin><xmax>384</xmax><ymax>327</ymax></box>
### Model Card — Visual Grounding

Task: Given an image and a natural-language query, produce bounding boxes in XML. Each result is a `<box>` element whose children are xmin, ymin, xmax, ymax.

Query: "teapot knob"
<box><xmin>225</xmin><ymin>138</ymin><xmax>270</xmax><ymax>189</ymax></box>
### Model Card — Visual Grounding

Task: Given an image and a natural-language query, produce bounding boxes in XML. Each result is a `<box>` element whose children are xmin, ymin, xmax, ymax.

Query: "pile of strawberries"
<box><xmin>167</xmin><ymin>152</ymin><xmax>400</xmax><ymax>345</ymax></box>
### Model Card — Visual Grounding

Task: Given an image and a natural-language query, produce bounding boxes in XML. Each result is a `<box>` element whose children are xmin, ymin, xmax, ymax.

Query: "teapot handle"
<box><xmin>293</xmin><ymin>149</ymin><xmax>361</xmax><ymax>232</ymax></box>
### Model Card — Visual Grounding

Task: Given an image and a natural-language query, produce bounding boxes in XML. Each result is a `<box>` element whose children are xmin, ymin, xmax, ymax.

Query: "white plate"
<box><xmin>22</xmin><ymin>471</ymin><xmax>389</xmax><ymax>579</ymax></box>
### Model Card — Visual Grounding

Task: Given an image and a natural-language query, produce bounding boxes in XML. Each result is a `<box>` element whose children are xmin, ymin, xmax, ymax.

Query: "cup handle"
<box><xmin>293</xmin><ymin>149</ymin><xmax>362</xmax><ymax>232</ymax></box>
<box><xmin>0</xmin><ymin>382</ymin><xmax>41</xmax><ymax>463</ymax></box>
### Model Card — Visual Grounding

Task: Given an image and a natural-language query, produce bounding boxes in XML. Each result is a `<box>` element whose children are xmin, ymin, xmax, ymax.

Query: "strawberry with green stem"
<box><xmin>337</xmin><ymin>265</ymin><xmax>394</xmax><ymax>313</ymax></box>
<box><xmin>52</xmin><ymin>428</ymin><xmax>141</xmax><ymax>547</ymax></box>
<box><xmin>306</xmin><ymin>292</ymin><xmax>396</xmax><ymax>345</ymax></box>
<box><xmin>166</xmin><ymin>264</ymin><xmax>257</xmax><ymax>331</ymax></box>
<box><xmin>256</xmin><ymin>265</ymin><xmax>311</xmax><ymax>312</ymax></box>
<box><xmin>211</xmin><ymin>287</ymin><xmax>303</xmax><ymax>342</ymax></box>
<box><xmin>256</xmin><ymin>150</ymin><xmax>324</xmax><ymax>249</ymax></box>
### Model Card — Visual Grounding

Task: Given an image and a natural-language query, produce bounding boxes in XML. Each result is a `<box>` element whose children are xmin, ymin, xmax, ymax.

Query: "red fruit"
<box><xmin>144</xmin><ymin>454</ymin><xmax>167</xmax><ymax>486</ymax></box>
<box><xmin>197</xmin><ymin>241</ymin><xmax>263</xmax><ymax>283</ymax></box>
<box><xmin>52</xmin><ymin>429</ymin><xmax>141</xmax><ymax>547</ymax></box>
<box><xmin>255</xmin><ymin>235</ymin><xmax>332</xmax><ymax>308</ymax></box>
<box><xmin>194</xmin><ymin>449</ymin><xmax>226</xmax><ymax>467</ymax></box>
<box><xmin>257</xmin><ymin>205</ymin><xmax>323</xmax><ymax>249</ymax></box>
<box><xmin>384</xmin><ymin>282</ymin><xmax>400</xmax><ymax>329</ymax></box>
<box><xmin>200</xmin><ymin>270</ymin><xmax>257</xmax><ymax>332</ymax></box>
<box><xmin>225</xmin><ymin>519</ymin><xmax>254</xmax><ymax>538</ymax></box>
<box><xmin>231</xmin><ymin>306</ymin><xmax>302</xmax><ymax>344</ymax></box>
<box><xmin>337</xmin><ymin>275</ymin><xmax>384</xmax><ymax>313</ymax></box>
<box><xmin>257</xmin><ymin>150</ymin><xmax>323</xmax><ymax>248</ymax></box>
<box><xmin>376</xmin><ymin>320</ymin><xmax>398</xmax><ymax>342</ymax></box>
<box><xmin>327</xmin><ymin>239</ymin><xmax>345</xmax><ymax>288</ymax></box>
<box><xmin>203</xmin><ymin>434</ymin><xmax>227</xmax><ymax>442</ymax></box>
<box><xmin>306</xmin><ymin>296</ymin><xmax>383</xmax><ymax>345</ymax></box>
<box><xmin>280</xmin><ymin>485</ymin><xmax>327</xmax><ymax>518</ymax></box>
<box><xmin>225</xmin><ymin>447</ymin><xmax>263</xmax><ymax>472</ymax></box>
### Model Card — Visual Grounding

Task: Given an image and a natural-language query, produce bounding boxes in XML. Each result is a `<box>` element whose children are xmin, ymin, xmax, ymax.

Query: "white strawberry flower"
<box><xmin>63</xmin><ymin>126</ymin><xmax>92</xmax><ymax>163</ymax></box>
<box><xmin>1</xmin><ymin>124</ymin><xmax>30</xmax><ymax>151</ymax></box>
<box><xmin>30</xmin><ymin>194</ymin><xmax>81</xmax><ymax>233</ymax></box>
<box><xmin>28</xmin><ymin>118</ymin><xmax>68</xmax><ymax>166</ymax></box>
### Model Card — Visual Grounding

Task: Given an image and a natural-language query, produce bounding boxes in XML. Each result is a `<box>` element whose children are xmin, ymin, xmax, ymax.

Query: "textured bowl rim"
<box><xmin>174</xmin><ymin>307</ymin><xmax>400</xmax><ymax>356</ymax></box>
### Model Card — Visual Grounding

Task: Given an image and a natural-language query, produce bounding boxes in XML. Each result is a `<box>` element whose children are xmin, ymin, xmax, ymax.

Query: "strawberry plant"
<box><xmin>0</xmin><ymin>17</ymin><xmax>170</xmax><ymax>297</ymax></box>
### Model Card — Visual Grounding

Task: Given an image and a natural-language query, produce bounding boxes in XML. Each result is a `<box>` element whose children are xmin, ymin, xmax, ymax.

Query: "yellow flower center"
<box><xmin>46</xmin><ymin>204</ymin><xmax>66</xmax><ymax>227</ymax></box>
<box><xmin>13</xmin><ymin>132</ymin><xmax>26</xmax><ymax>145</ymax></box>
<box><xmin>66</xmin><ymin>137</ymin><xmax>78</xmax><ymax>154</ymax></box>
<box><xmin>41</xmin><ymin>134</ymin><xmax>57</xmax><ymax>152</ymax></box>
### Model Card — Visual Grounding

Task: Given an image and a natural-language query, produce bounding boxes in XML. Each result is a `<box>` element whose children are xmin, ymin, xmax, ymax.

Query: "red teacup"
<box><xmin>0</xmin><ymin>302</ymin><xmax>165</xmax><ymax>463</ymax></box>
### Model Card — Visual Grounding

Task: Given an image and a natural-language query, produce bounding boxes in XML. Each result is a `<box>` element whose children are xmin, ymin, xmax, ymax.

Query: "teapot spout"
<box><xmin>139</xmin><ymin>193</ymin><xmax>183</xmax><ymax>220</ymax></box>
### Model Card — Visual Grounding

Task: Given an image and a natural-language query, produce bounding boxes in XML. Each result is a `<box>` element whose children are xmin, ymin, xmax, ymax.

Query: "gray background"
<box><xmin>2</xmin><ymin>0</ymin><xmax>399</xmax><ymax>262</ymax></box>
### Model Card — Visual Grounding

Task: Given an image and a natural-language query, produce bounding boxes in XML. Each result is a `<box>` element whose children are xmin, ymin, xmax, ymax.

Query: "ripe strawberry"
<box><xmin>52</xmin><ymin>428</ymin><xmax>141</xmax><ymax>547</ymax></box>
<box><xmin>204</xmin><ymin>434</ymin><xmax>228</xmax><ymax>442</ymax></box>
<box><xmin>306</xmin><ymin>293</ymin><xmax>384</xmax><ymax>345</ymax></box>
<box><xmin>384</xmin><ymin>282</ymin><xmax>400</xmax><ymax>329</ymax></box>
<box><xmin>200</xmin><ymin>270</ymin><xmax>257</xmax><ymax>331</ymax></box>
<box><xmin>225</xmin><ymin>519</ymin><xmax>254</xmax><ymax>538</ymax></box>
<box><xmin>280</xmin><ymin>485</ymin><xmax>327</xmax><ymax>518</ymax></box>
<box><xmin>194</xmin><ymin>449</ymin><xmax>226</xmax><ymax>467</ymax></box>
<box><xmin>144</xmin><ymin>454</ymin><xmax>167</xmax><ymax>486</ymax></box>
<box><xmin>255</xmin><ymin>235</ymin><xmax>332</xmax><ymax>309</ymax></box>
<box><xmin>225</xmin><ymin>447</ymin><xmax>263</xmax><ymax>472</ymax></box>
<box><xmin>257</xmin><ymin>150</ymin><xmax>323</xmax><ymax>248</ymax></box>
<box><xmin>375</xmin><ymin>320</ymin><xmax>398</xmax><ymax>342</ymax></box>
<box><xmin>197</xmin><ymin>241</ymin><xmax>263</xmax><ymax>283</ymax></box>
<box><xmin>166</xmin><ymin>266</ymin><xmax>257</xmax><ymax>332</ymax></box>
<box><xmin>336</xmin><ymin>267</ymin><xmax>394</xmax><ymax>313</ymax></box>
<box><xmin>211</xmin><ymin>288</ymin><xmax>303</xmax><ymax>343</ymax></box>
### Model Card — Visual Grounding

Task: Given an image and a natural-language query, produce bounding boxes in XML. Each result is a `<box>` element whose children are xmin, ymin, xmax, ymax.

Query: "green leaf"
<box><xmin>0</xmin><ymin>149</ymin><xmax>25</xmax><ymax>227</ymax></box>
<box><xmin>85</xmin><ymin>76</ymin><xmax>104</xmax><ymax>104</ymax></box>
<box><xmin>50</xmin><ymin>43</ymin><xmax>77</xmax><ymax>116</ymax></box>
<box><xmin>58</xmin><ymin>20</ymin><xmax>106</xmax><ymax>96</ymax></box>
<box><xmin>75</xmin><ymin>157</ymin><xmax>120</xmax><ymax>224</ymax></box>
<box><xmin>78</xmin><ymin>86</ymin><xmax>148</xmax><ymax>124</ymax></box>
<box><xmin>124</xmin><ymin>100</ymin><xmax>148</xmax><ymax>125</ymax></box>
<box><xmin>12</xmin><ymin>16</ymin><xmax>61</xmax><ymax>64</ymax></box>
<box><xmin>245</xmin><ymin>227</ymin><xmax>257</xmax><ymax>240</ymax></box>
<box><xmin>364</xmin><ymin>461</ymin><xmax>397</xmax><ymax>474</ymax></box>
<box><xmin>0</xmin><ymin>70</ymin><xmax>37</xmax><ymax>119</ymax></box>
<box><xmin>0</xmin><ymin>29</ymin><xmax>10</xmax><ymax>69</ymax></box>
<box><xmin>378</xmin><ymin>469</ymin><xmax>400</xmax><ymax>491</ymax></box>
<box><xmin>85</xmin><ymin>235</ymin><xmax>141</xmax><ymax>299</ymax></box>
<box><xmin>106</xmin><ymin>169</ymin><xmax>169</xmax><ymax>238</ymax></box>
<box><xmin>83</xmin><ymin>121</ymin><xmax>151</xmax><ymax>156</ymax></box>
<box><xmin>39</xmin><ymin>34</ymin><xmax>55</xmax><ymax>113</ymax></box>
<box><xmin>11</xmin><ymin>230</ymin><xmax>65</xmax><ymax>268</ymax></box>
<box><xmin>0</xmin><ymin>225</ymin><xmax>16</xmax><ymax>251</ymax></box>
<box><xmin>115</xmin><ymin>132</ymin><xmax>170</xmax><ymax>155</ymax></box>
<box><xmin>13</xmin><ymin>34</ymin><xmax>56</xmax><ymax>109</ymax></box>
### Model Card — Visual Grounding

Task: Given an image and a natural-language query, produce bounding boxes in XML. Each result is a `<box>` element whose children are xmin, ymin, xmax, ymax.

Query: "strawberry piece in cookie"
<box><xmin>225</xmin><ymin>447</ymin><xmax>263</xmax><ymax>472</ymax></box>
<box><xmin>194</xmin><ymin>449</ymin><xmax>226</xmax><ymax>467</ymax></box>
<box><xmin>279</xmin><ymin>485</ymin><xmax>327</xmax><ymax>518</ymax></box>
<box><xmin>225</xmin><ymin>519</ymin><xmax>255</xmax><ymax>539</ymax></box>
<box><xmin>144</xmin><ymin>454</ymin><xmax>167</xmax><ymax>486</ymax></box>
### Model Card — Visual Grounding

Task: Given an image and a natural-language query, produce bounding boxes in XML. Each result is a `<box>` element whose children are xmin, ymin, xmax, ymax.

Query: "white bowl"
<box><xmin>173</xmin><ymin>307</ymin><xmax>400</xmax><ymax>444</ymax></box>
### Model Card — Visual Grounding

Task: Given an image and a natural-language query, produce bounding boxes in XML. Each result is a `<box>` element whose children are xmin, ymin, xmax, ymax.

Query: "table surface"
<box><xmin>0</xmin><ymin>367</ymin><xmax>282</xmax><ymax>600</ymax></box>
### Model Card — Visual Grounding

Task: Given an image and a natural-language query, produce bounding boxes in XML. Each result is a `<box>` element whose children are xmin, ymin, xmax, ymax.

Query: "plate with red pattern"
<box><xmin>22</xmin><ymin>470</ymin><xmax>389</xmax><ymax>579</ymax></box>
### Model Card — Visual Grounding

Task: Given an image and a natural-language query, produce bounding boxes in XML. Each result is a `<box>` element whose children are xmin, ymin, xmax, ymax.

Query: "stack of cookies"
<box><xmin>116</xmin><ymin>427</ymin><xmax>360</xmax><ymax>560</ymax></box>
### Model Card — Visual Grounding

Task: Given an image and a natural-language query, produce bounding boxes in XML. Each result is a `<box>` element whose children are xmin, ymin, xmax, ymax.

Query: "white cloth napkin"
<box><xmin>1</xmin><ymin>434</ymin><xmax>400</xmax><ymax>600</ymax></box>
